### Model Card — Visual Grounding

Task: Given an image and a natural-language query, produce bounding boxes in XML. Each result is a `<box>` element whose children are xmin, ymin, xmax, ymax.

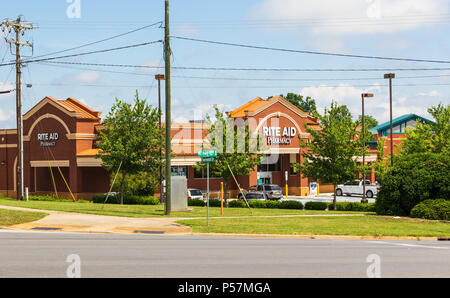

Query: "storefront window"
<box><xmin>194</xmin><ymin>167</ymin><xmax>220</xmax><ymax>179</ymax></box>
<box><xmin>257</xmin><ymin>155</ymin><xmax>282</xmax><ymax>172</ymax></box>
<box><xmin>171</xmin><ymin>166</ymin><xmax>188</xmax><ymax>178</ymax></box>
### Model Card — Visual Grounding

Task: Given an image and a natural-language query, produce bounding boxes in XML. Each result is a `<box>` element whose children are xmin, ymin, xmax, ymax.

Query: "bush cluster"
<box><xmin>28</xmin><ymin>196</ymin><xmax>90</xmax><ymax>203</ymax></box>
<box><xmin>375</xmin><ymin>152</ymin><xmax>450</xmax><ymax>216</ymax></box>
<box><xmin>327</xmin><ymin>202</ymin><xmax>375</xmax><ymax>212</ymax></box>
<box><xmin>92</xmin><ymin>194</ymin><xmax>160</xmax><ymax>205</ymax></box>
<box><xmin>304</xmin><ymin>202</ymin><xmax>328</xmax><ymax>210</ymax></box>
<box><xmin>188</xmin><ymin>199</ymin><xmax>206</xmax><ymax>207</ymax></box>
<box><xmin>410</xmin><ymin>199</ymin><xmax>450</xmax><ymax>221</ymax></box>
<box><xmin>228</xmin><ymin>199</ymin><xmax>304</xmax><ymax>210</ymax></box>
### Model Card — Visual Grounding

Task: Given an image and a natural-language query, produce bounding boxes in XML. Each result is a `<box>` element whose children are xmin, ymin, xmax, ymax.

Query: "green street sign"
<box><xmin>198</xmin><ymin>150</ymin><xmax>218</xmax><ymax>158</ymax></box>
<box><xmin>201</xmin><ymin>157</ymin><xmax>215</xmax><ymax>163</ymax></box>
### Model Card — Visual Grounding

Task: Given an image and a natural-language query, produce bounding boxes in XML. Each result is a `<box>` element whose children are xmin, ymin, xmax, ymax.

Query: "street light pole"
<box><xmin>384</xmin><ymin>73</ymin><xmax>395</xmax><ymax>167</ymax></box>
<box><xmin>361</xmin><ymin>93</ymin><xmax>374</xmax><ymax>204</ymax></box>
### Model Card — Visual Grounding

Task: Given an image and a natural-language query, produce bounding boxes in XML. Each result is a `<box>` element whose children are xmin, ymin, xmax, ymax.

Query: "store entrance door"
<box><xmin>257</xmin><ymin>172</ymin><xmax>272</xmax><ymax>185</ymax></box>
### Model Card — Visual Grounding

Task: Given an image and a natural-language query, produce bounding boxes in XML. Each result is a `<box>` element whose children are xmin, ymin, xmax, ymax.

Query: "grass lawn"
<box><xmin>177</xmin><ymin>215</ymin><xmax>450</xmax><ymax>237</ymax></box>
<box><xmin>0</xmin><ymin>209</ymin><xmax>48</xmax><ymax>226</ymax></box>
<box><xmin>0</xmin><ymin>198</ymin><xmax>368</xmax><ymax>218</ymax></box>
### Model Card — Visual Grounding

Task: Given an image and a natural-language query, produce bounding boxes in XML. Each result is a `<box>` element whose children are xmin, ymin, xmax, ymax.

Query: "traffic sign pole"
<box><xmin>207</xmin><ymin>162</ymin><xmax>210</xmax><ymax>226</ymax></box>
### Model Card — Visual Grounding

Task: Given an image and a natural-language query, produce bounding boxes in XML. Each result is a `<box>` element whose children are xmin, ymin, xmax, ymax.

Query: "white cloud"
<box><xmin>175</xmin><ymin>23</ymin><xmax>201</xmax><ymax>36</ymax></box>
<box><xmin>251</xmin><ymin>0</ymin><xmax>448</xmax><ymax>36</ymax></box>
<box><xmin>250</xmin><ymin>0</ymin><xmax>448</xmax><ymax>51</ymax></box>
<box><xmin>0</xmin><ymin>109</ymin><xmax>11</xmax><ymax>122</ymax></box>
<box><xmin>298</xmin><ymin>83</ymin><xmax>441</xmax><ymax>123</ymax></box>
<box><xmin>418</xmin><ymin>90</ymin><xmax>441</xmax><ymax>97</ymax></box>
<box><xmin>73</xmin><ymin>71</ymin><xmax>101</xmax><ymax>84</ymax></box>
<box><xmin>171</xmin><ymin>103</ymin><xmax>232</xmax><ymax>123</ymax></box>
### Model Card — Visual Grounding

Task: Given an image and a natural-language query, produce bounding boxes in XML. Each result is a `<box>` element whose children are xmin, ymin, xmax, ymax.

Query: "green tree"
<box><xmin>277</xmin><ymin>93</ymin><xmax>318</xmax><ymax>115</ymax></box>
<box><xmin>295</xmin><ymin>101</ymin><xmax>362</xmax><ymax>210</ymax></box>
<box><xmin>355</xmin><ymin>115</ymin><xmax>378</xmax><ymax>130</ymax></box>
<box><xmin>111</xmin><ymin>171</ymin><xmax>159</xmax><ymax>196</ymax></box>
<box><xmin>96</xmin><ymin>92</ymin><xmax>164</xmax><ymax>204</ymax></box>
<box><xmin>195</xmin><ymin>106</ymin><xmax>262</xmax><ymax>205</ymax></box>
<box><xmin>400</xmin><ymin>103</ymin><xmax>450</xmax><ymax>155</ymax></box>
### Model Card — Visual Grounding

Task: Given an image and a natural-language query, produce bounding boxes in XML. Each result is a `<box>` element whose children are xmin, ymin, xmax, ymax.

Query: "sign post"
<box><xmin>198</xmin><ymin>151</ymin><xmax>217</xmax><ymax>226</ymax></box>
<box><xmin>285</xmin><ymin>171</ymin><xmax>288</xmax><ymax>199</ymax></box>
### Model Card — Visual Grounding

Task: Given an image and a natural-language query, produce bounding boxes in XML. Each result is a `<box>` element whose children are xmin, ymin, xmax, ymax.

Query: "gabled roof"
<box><xmin>369</xmin><ymin>114</ymin><xmax>434</xmax><ymax>134</ymax></box>
<box><xmin>23</xmin><ymin>96</ymin><xmax>101</xmax><ymax>121</ymax></box>
<box><xmin>228</xmin><ymin>95</ymin><xmax>318</xmax><ymax>123</ymax></box>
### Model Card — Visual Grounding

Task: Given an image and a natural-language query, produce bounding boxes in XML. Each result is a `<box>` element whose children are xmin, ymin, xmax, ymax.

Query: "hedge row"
<box><xmin>27</xmin><ymin>196</ymin><xmax>90</xmax><ymax>203</ymax></box>
<box><xmin>188</xmin><ymin>199</ymin><xmax>224</xmax><ymax>207</ymax></box>
<box><xmin>410</xmin><ymin>199</ymin><xmax>450</xmax><ymax>221</ymax></box>
<box><xmin>229</xmin><ymin>200</ymin><xmax>304</xmax><ymax>210</ymax></box>
<box><xmin>327</xmin><ymin>202</ymin><xmax>376</xmax><ymax>212</ymax></box>
<box><xmin>92</xmin><ymin>194</ymin><xmax>160</xmax><ymax>205</ymax></box>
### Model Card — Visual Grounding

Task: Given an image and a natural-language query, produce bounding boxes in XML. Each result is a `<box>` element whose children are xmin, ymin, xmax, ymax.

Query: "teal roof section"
<box><xmin>369</xmin><ymin>114</ymin><xmax>434</xmax><ymax>134</ymax></box>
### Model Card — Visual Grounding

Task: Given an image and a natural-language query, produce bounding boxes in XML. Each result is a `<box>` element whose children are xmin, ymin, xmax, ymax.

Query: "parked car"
<box><xmin>238</xmin><ymin>184</ymin><xmax>283</xmax><ymax>200</ymax></box>
<box><xmin>187</xmin><ymin>189</ymin><xmax>203</xmax><ymax>200</ymax></box>
<box><xmin>242</xmin><ymin>192</ymin><xmax>267</xmax><ymax>201</ymax></box>
<box><xmin>335</xmin><ymin>180</ymin><xmax>379</xmax><ymax>198</ymax></box>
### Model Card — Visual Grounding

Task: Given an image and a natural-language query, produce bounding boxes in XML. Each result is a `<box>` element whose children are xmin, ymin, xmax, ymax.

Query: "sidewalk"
<box><xmin>0</xmin><ymin>205</ymin><xmax>191</xmax><ymax>235</ymax></box>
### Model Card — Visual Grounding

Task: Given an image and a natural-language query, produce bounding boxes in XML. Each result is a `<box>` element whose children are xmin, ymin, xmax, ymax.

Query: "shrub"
<box><xmin>188</xmin><ymin>199</ymin><xmax>205</xmax><ymax>207</ymax></box>
<box><xmin>278</xmin><ymin>200</ymin><xmax>304</xmax><ymax>210</ymax></box>
<box><xmin>248</xmin><ymin>200</ymin><xmax>267</xmax><ymax>208</ymax></box>
<box><xmin>208</xmin><ymin>199</ymin><xmax>222</xmax><ymax>207</ymax></box>
<box><xmin>327</xmin><ymin>202</ymin><xmax>375</xmax><ymax>212</ymax></box>
<box><xmin>29</xmin><ymin>196</ymin><xmax>73</xmax><ymax>202</ymax></box>
<box><xmin>110</xmin><ymin>172</ymin><xmax>159</xmax><ymax>196</ymax></box>
<box><xmin>375</xmin><ymin>152</ymin><xmax>450</xmax><ymax>216</ymax></box>
<box><xmin>410</xmin><ymin>199</ymin><xmax>450</xmax><ymax>220</ymax></box>
<box><xmin>229</xmin><ymin>200</ymin><xmax>246</xmax><ymax>208</ymax></box>
<box><xmin>92</xmin><ymin>194</ymin><xmax>159</xmax><ymax>205</ymax></box>
<box><xmin>265</xmin><ymin>200</ymin><xmax>282</xmax><ymax>209</ymax></box>
<box><xmin>305</xmin><ymin>201</ymin><xmax>328</xmax><ymax>210</ymax></box>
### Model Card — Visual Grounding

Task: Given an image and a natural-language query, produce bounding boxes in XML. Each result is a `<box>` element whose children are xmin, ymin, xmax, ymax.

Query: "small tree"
<box><xmin>96</xmin><ymin>92</ymin><xmax>164</xmax><ymax>204</ymax></box>
<box><xmin>194</xmin><ymin>106</ymin><xmax>262</xmax><ymax>205</ymax></box>
<box><xmin>295</xmin><ymin>101</ymin><xmax>361</xmax><ymax>210</ymax></box>
<box><xmin>400</xmin><ymin>103</ymin><xmax>449</xmax><ymax>155</ymax></box>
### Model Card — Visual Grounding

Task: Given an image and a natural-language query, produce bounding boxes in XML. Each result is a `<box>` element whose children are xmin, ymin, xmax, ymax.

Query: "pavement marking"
<box><xmin>366</xmin><ymin>241</ymin><xmax>450</xmax><ymax>250</ymax></box>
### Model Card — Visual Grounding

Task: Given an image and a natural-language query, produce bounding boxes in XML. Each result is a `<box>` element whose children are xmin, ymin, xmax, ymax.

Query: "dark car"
<box><xmin>242</xmin><ymin>192</ymin><xmax>267</xmax><ymax>201</ymax></box>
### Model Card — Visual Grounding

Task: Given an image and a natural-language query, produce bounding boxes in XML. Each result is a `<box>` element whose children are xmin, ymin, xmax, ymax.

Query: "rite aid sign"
<box><xmin>262</xmin><ymin>126</ymin><xmax>297</xmax><ymax>145</ymax></box>
<box><xmin>37</xmin><ymin>132</ymin><xmax>59</xmax><ymax>147</ymax></box>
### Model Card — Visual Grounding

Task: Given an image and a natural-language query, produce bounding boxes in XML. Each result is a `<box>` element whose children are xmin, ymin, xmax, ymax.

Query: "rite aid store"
<box><xmin>0</xmin><ymin>95</ymin><xmax>333</xmax><ymax>200</ymax></box>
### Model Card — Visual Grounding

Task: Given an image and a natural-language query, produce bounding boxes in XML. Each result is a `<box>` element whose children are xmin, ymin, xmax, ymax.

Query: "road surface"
<box><xmin>0</xmin><ymin>230</ymin><xmax>448</xmax><ymax>278</ymax></box>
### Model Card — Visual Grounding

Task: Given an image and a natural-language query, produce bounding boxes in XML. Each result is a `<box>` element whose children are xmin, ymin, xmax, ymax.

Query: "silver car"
<box><xmin>251</xmin><ymin>184</ymin><xmax>283</xmax><ymax>200</ymax></box>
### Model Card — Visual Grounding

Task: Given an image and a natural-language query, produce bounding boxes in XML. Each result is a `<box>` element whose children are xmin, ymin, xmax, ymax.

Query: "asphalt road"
<box><xmin>0</xmin><ymin>230</ymin><xmax>449</xmax><ymax>278</ymax></box>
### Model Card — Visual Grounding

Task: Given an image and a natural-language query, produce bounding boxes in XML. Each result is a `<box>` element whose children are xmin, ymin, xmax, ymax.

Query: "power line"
<box><xmin>0</xmin><ymin>40</ymin><xmax>163</xmax><ymax>67</ymax></box>
<box><xmin>36</xmin><ymin>62</ymin><xmax>450</xmax><ymax>82</ymax></box>
<box><xmin>172</xmin><ymin>36</ymin><xmax>450</xmax><ymax>64</ymax></box>
<box><xmin>33</xmin><ymin>61</ymin><xmax>450</xmax><ymax>72</ymax></box>
<box><xmin>25</xmin><ymin>82</ymin><xmax>450</xmax><ymax>89</ymax></box>
<box><xmin>33</xmin><ymin>21</ymin><xmax>163</xmax><ymax>59</ymax></box>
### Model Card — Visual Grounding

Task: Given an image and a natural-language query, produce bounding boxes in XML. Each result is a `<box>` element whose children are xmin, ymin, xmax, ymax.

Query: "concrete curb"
<box><xmin>190</xmin><ymin>232</ymin><xmax>440</xmax><ymax>242</ymax></box>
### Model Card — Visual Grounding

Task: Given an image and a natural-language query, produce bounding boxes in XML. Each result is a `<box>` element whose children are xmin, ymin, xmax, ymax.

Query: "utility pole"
<box><xmin>155</xmin><ymin>74</ymin><xmax>165</xmax><ymax>204</ymax></box>
<box><xmin>1</xmin><ymin>16</ymin><xmax>35</xmax><ymax>201</ymax></box>
<box><xmin>164</xmin><ymin>0</ymin><xmax>172</xmax><ymax>215</ymax></box>
<box><xmin>384</xmin><ymin>73</ymin><xmax>395</xmax><ymax>167</ymax></box>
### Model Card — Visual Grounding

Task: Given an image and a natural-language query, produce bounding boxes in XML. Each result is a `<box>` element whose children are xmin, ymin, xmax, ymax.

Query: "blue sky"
<box><xmin>0</xmin><ymin>0</ymin><xmax>449</xmax><ymax>128</ymax></box>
